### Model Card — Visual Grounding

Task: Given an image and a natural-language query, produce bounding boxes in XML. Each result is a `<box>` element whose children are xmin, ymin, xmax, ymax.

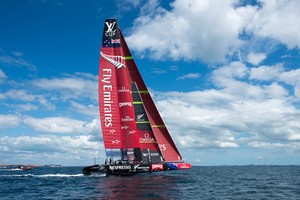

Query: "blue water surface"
<box><xmin>0</xmin><ymin>165</ymin><xmax>299</xmax><ymax>199</ymax></box>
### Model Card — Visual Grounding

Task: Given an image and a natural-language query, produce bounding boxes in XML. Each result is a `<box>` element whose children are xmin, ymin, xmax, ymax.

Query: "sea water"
<box><xmin>0</xmin><ymin>166</ymin><xmax>299</xmax><ymax>199</ymax></box>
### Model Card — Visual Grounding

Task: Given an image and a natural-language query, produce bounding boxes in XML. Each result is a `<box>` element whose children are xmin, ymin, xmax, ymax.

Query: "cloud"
<box><xmin>249</xmin><ymin>64</ymin><xmax>284</xmax><ymax>81</ymax></box>
<box><xmin>15</xmin><ymin>103</ymin><xmax>39</xmax><ymax>111</ymax></box>
<box><xmin>247</xmin><ymin>0</ymin><xmax>300</xmax><ymax>49</ymax></box>
<box><xmin>279</xmin><ymin>68</ymin><xmax>300</xmax><ymax>85</ymax></box>
<box><xmin>1</xmin><ymin>72</ymin><xmax>98</xmax><ymax>115</ymax></box>
<box><xmin>152</xmin><ymin>68</ymin><xmax>167</xmax><ymax>75</ymax></box>
<box><xmin>115</xmin><ymin>0</ymin><xmax>141</xmax><ymax>12</ymax></box>
<box><xmin>0</xmin><ymin>51</ymin><xmax>36</xmax><ymax>70</ymax></box>
<box><xmin>0</xmin><ymin>135</ymin><xmax>102</xmax><ymax>165</ymax></box>
<box><xmin>1</xmin><ymin>89</ymin><xmax>37</xmax><ymax>102</ymax></box>
<box><xmin>212</xmin><ymin>61</ymin><xmax>249</xmax><ymax>90</ymax></box>
<box><xmin>0</xmin><ymin>89</ymin><xmax>55</xmax><ymax>111</ymax></box>
<box><xmin>126</xmin><ymin>0</ymin><xmax>300</xmax><ymax>64</ymax></box>
<box><xmin>126</xmin><ymin>0</ymin><xmax>257</xmax><ymax>62</ymax></box>
<box><xmin>0</xmin><ymin>114</ymin><xmax>21</xmax><ymax>130</ymax></box>
<box><xmin>11</xmin><ymin>51</ymin><xmax>24</xmax><ymax>57</ymax></box>
<box><xmin>0</xmin><ymin>69</ymin><xmax>7</xmax><ymax>82</ymax></box>
<box><xmin>248</xmin><ymin>141</ymin><xmax>286</xmax><ymax>149</ymax></box>
<box><xmin>247</xmin><ymin>52</ymin><xmax>267</xmax><ymax>65</ymax></box>
<box><xmin>34</xmin><ymin>77</ymin><xmax>91</xmax><ymax>91</ymax></box>
<box><xmin>264</xmin><ymin>82</ymin><xmax>289</xmax><ymax>98</ymax></box>
<box><xmin>155</xmin><ymin>89</ymin><xmax>300</xmax><ymax>150</ymax></box>
<box><xmin>212</xmin><ymin>62</ymin><xmax>289</xmax><ymax>100</ymax></box>
<box><xmin>23</xmin><ymin>116</ymin><xmax>100</xmax><ymax>134</ymax></box>
<box><xmin>69</xmin><ymin>101</ymin><xmax>99</xmax><ymax>117</ymax></box>
<box><xmin>32</xmin><ymin>73</ymin><xmax>98</xmax><ymax>101</ymax></box>
<box><xmin>177</xmin><ymin>73</ymin><xmax>201</xmax><ymax>80</ymax></box>
<box><xmin>278</xmin><ymin>68</ymin><xmax>300</xmax><ymax>99</ymax></box>
<box><xmin>150</xmin><ymin>61</ymin><xmax>300</xmax><ymax>153</ymax></box>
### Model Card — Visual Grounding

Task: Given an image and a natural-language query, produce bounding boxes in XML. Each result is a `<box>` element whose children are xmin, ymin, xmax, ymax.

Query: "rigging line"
<box><xmin>124</xmin><ymin>56</ymin><xmax>133</xmax><ymax>60</ymax></box>
<box><xmin>133</xmin><ymin>101</ymin><xmax>143</xmax><ymax>104</ymax></box>
<box><xmin>152</xmin><ymin>125</ymin><xmax>166</xmax><ymax>128</ymax></box>
<box><xmin>139</xmin><ymin>90</ymin><xmax>149</xmax><ymax>94</ymax></box>
<box><xmin>136</xmin><ymin>121</ymin><xmax>150</xmax><ymax>124</ymax></box>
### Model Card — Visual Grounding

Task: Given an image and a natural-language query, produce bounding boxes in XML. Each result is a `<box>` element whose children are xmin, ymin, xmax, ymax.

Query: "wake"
<box><xmin>0</xmin><ymin>173</ymin><xmax>84</xmax><ymax>177</ymax></box>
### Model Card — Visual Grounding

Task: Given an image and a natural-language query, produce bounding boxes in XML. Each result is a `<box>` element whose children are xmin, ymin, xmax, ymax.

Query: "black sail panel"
<box><xmin>131</xmin><ymin>83</ymin><xmax>162</xmax><ymax>163</ymax></box>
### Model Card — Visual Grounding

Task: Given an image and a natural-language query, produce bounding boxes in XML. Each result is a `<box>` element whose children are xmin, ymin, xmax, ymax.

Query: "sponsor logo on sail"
<box><xmin>111</xmin><ymin>39</ymin><xmax>120</xmax><ymax>44</ymax></box>
<box><xmin>112</xmin><ymin>139</ymin><xmax>120</xmax><ymax>144</ymax></box>
<box><xmin>101</xmin><ymin>52</ymin><xmax>126</xmax><ymax>69</ymax></box>
<box><xmin>159</xmin><ymin>144</ymin><xmax>167</xmax><ymax>151</ymax></box>
<box><xmin>137</xmin><ymin>114</ymin><xmax>144</xmax><ymax>120</ymax></box>
<box><xmin>109</xmin><ymin>129</ymin><xmax>116</xmax><ymax>134</ymax></box>
<box><xmin>121</xmin><ymin>116</ymin><xmax>134</xmax><ymax>122</ymax></box>
<box><xmin>118</xmin><ymin>86</ymin><xmax>130</xmax><ymax>93</ymax></box>
<box><xmin>139</xmin><ymin>133</ymin><xmax>156</xmax><ymax>143</ymax></box>
<box><xmin>128</xmin><ymin>130</ymin><xmax>136</xmax><ymax>135</ymax></box>
<box><xmin>101</xmin><ymin>68</ymin><xmax>113</xmax><ymax>127</ymax></box>
<box><xmin>119</xmin><ymin>102</ymin><xmax>132</xmax><ymax>107</ymax></box>
<box><xmin>105</xmin><ymin>22</ymin><xmax>116</xmax><ymax>37</ymax></box>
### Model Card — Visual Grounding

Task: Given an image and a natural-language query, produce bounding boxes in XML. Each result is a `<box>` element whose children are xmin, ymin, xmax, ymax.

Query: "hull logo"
<box><xmin>109</xmin><ymin>165</ymin><xmax>131</xmax><ymax>170</ymax></box>
<box><xmin>151</xmin><ymin>164</ymin><xmax>163</xmax><ymax>170</ymax></box>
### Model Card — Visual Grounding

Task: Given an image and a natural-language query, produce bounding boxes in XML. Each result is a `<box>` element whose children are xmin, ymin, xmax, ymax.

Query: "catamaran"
<box><xmin>82</xmin><ymin>19</ymin><xmax>192</xmax><ymax>176</ymax></box>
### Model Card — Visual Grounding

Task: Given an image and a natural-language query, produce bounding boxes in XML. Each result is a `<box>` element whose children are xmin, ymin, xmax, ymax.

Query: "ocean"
<box><xmin>0</xmin><ymin>165</ymin><xmax>299</xmax><ymax>199</ymax></box>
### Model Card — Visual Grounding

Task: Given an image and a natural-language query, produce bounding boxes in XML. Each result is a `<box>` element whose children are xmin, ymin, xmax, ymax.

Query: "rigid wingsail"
<box><xmin>83</xmin><ymin>19</ymin><xmax>192</xmax><ymax>176</ymax></box>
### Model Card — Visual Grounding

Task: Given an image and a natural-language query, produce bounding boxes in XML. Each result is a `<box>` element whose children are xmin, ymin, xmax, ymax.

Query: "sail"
<box><xmin>99</xmin><ymin>19</ymin><xmax>182</xmax><ymax>162</ymax></box>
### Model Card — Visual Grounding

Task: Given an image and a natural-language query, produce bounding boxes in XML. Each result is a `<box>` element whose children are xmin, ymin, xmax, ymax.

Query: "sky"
<box><xmin>1</xmin><ymin>0</ymin><xmax>300</xmax><ymax>166</ymax></box>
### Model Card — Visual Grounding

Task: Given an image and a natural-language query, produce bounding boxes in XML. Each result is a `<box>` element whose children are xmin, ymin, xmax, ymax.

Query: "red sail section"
<box><xmin>99</xmin><ymin>19</ymin><xmax>139</xmax><ymax>152</ymax></box>
<box><xmin>119</xmin><ymin>31</ymin><xmax>182</xmax><ymax>162</ymax></box>
<box><xmin>99</xmin><ymin>49</ymin><xmax>121</xmax><ymax>149</ymax></box>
